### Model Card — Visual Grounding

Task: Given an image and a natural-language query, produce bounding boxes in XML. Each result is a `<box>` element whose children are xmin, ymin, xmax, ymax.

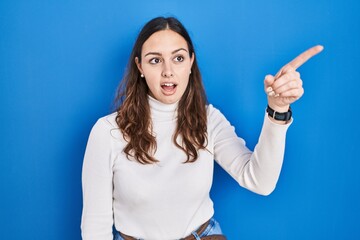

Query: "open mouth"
<box><xmin>161</xmin><ymin>82</ymin><xmax>177</xmax><ymax>94</ymax></box>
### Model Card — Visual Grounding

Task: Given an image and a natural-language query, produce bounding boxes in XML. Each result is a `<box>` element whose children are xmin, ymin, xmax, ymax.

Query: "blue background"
<box><xmin>1</xmin><ymin>0</ymin><xmax>359</xmax><ymax>239</ymax></box>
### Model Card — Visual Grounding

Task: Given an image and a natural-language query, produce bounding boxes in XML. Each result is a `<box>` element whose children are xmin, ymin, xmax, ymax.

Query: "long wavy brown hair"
<box><xmin>114</xmin><ymin>17</ymin><xmax>208</xmax><ymax>164</ymax></box>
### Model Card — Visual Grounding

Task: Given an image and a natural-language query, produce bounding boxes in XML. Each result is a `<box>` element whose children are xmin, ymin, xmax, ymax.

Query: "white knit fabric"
<box><xmin>81</xmin><ymin>96</ymin><xmax>291</xmax><ymax>240</ymax></box>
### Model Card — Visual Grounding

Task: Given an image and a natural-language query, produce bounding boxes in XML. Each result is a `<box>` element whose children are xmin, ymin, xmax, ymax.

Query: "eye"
<box><xmin>149</xmin><ymin>58</ymin><xmax>162</xmax><ymax>64</ymax></box>
<box><xmin>174</xmin><ymin>55</ymin><xmax>184</xmax><ymax>62</ymax></box>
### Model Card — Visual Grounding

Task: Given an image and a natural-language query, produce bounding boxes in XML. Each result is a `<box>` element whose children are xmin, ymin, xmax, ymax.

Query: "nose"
<box><xmin>161</xmin><ymin>62</ymin><xmax>173</xmax><ymax>78</ymax></box>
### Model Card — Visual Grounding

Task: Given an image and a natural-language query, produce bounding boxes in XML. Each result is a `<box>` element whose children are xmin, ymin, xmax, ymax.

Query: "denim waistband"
<box><xmin>114</xmin><ymin>217</ymin><xmax>223</xmax><ymax>240</ymax></box>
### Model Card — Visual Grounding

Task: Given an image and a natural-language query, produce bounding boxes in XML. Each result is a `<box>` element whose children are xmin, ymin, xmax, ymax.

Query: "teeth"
<box><xmin>162</xmin><ymin>83</ymin><xmax>175</xmax><ymax>86</ymax></box>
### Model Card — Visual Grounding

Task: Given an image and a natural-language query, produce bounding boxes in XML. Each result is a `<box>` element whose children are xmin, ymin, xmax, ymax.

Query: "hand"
<box><xmin>264</xmin><ymin>45</ymin><xmax>324</xmax><ymax>112</ymax></box>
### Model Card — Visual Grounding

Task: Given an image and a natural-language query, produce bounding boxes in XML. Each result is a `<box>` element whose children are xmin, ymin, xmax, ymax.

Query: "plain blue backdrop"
<box><xmin>1</xmin><ymin>0</ymin><xmax>359</xmax><ymax>239</ymax></box>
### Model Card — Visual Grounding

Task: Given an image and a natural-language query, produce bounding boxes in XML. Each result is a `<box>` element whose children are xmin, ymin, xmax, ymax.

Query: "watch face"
<box><xmin>275</xmin><ymin>113</ymin><xmax>285</xmax><ymax>121</ymax></box>
<box><xmin>279</xmin><ymin>112</ymin><xmax>291</xmax><ymax>121</ymax></box>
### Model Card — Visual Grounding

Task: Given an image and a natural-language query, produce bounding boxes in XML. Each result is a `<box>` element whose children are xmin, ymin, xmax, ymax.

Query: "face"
<box><xmin>136</xmin><ymin>29</ymin><xmax>194</xmax><ymax>104</ymax></box>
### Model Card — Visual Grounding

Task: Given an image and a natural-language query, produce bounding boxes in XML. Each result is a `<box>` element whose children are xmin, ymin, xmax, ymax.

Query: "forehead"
<box><xmin>142</xmin><ymin>30</ymin><xmax>189</xmax><ymax>54</ymax></box>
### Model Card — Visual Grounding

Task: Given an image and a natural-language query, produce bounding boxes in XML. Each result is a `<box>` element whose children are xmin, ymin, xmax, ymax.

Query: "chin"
<box><xmin>162</xmin><ymin>98</ymin><xmax>178</xmax><ymax>104</ymax></box>
<box><xmin>159</xmin><ymin>95</ymin><xmax>180</xmax><ymax>104</ymax></box>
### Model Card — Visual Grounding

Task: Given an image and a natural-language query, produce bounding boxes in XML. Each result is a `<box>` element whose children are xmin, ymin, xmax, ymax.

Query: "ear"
<box><xmin>190</xmin><ymin>53</ymin><xmax>195</xmax><ymax>68</ymax></box>
<box><xmin>135</xmin><ymin>57</ymin><xmax>143</xmax><ymax>75</ymax></box>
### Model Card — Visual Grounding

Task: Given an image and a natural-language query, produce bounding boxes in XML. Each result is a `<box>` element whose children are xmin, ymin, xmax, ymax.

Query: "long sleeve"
<box><xmin>81</xmin><ymin>118</ymin><xmax>114</xmax><ymax>240</ymax></box>
<box><xmin>209</xmin><ymin>106</ymin><xmax>291</xmax><ymax>196</ymax></box>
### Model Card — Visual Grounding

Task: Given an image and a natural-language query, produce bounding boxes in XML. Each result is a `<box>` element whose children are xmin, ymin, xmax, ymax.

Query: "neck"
<box><xmin>148</xmin><ymin>95</ymin><xmax>178</xmax><ymax>121</ymax></box>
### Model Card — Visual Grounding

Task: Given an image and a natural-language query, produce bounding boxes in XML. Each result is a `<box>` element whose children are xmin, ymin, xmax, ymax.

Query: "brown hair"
<box><xmin>114</xmin><ymin>16</ymin><xmax>208</xmax><ymax>164</ymax></box>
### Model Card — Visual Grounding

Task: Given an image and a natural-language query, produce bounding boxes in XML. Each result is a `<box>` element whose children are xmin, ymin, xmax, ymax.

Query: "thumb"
<box><xmin>264</xmin><ymin>74</ymin><xmax>275</xmax><ymax>91</ymax></box>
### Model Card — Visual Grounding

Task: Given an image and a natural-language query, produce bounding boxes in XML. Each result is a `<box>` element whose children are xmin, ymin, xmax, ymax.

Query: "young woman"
<box><xmin>81</xmin><ymin>16</ymin><xmax>323</xmax><ymax>240</ymax></box>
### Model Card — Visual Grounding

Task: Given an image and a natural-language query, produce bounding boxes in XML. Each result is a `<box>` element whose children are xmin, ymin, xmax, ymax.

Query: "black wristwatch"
<box><xmin>266</xmin><ymin>105</ymin><xmax>292</xmax><ymax>121</ymax></box>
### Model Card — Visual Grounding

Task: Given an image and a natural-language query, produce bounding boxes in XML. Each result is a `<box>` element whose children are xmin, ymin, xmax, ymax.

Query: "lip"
<box><xmin>160</xmin><ymin>82</ymin><xmax>177</xmax><ymax>96</ymax></box>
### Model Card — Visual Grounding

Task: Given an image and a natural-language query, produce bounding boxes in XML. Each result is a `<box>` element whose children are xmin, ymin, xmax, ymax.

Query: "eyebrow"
<box><xmin>144</xmin><ymin>48</ymin><xmax>188</xmax><ymax>57</ymax></box>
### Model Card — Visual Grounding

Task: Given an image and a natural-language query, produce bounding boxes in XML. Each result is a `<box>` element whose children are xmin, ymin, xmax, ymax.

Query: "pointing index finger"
<box><xmin>286</xmin><ymin>45</ymin><xmax>324</xmax><ymax>70</ymax></box>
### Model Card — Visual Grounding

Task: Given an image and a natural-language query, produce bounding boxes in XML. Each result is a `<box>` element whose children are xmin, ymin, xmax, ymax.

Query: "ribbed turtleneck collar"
<box><xmin>148</xmin><ymin>95</ymin><xmax>178</xmax><ymax>121</ymax></box>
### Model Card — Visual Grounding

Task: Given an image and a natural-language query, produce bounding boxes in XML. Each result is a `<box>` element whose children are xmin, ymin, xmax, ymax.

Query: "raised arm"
<box><xmin>265</xmin><ymin>45</ymin><xmax>324</xmax><ymax>122</ymax></box>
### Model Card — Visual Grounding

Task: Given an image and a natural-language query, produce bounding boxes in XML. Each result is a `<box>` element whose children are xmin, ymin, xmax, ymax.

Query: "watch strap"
<box><xmin>266</xmin><ymin>105</ymin><xmax>292</xmax><ymax>121</ymax></box>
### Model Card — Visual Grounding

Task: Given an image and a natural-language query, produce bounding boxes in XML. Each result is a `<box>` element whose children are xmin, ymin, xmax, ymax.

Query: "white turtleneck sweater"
<box><xmin>81</xmin><ymin>96</ymin><xmax>291</xmax><ymax>240</ymax></box>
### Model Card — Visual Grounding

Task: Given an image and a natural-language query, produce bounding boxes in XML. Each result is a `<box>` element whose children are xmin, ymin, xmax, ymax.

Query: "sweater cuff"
<box><xmin>263</xmin><ymin>112</ymin><xmax>292</xmax><ymax>135</ymax></box>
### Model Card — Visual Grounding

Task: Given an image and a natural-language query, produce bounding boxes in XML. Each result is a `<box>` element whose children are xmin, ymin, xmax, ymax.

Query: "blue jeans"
<box><xmin>114</xmin><ymin>218</ymin><xmax>223</xmax><ymax>240</ymax></box>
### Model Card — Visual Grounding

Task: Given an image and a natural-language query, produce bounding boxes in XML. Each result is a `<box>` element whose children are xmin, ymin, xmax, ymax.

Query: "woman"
<box><xmin>81</xmin><ymin>16</ymin><xmax>323</xmax><ymax>240</ymax></box>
